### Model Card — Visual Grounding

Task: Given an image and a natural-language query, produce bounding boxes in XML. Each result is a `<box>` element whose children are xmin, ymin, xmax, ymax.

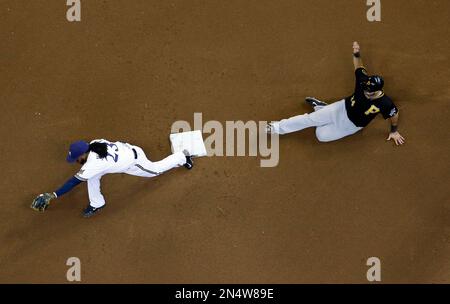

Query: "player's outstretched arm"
<box><xmin>386</xmin><ymin>113</ymin><xmax>405</xmax><ymax>145</ymax></box>
<box><xmin>53</xmin><ymin>175</ymin><xmax>84</xmax><ymax>197</ymax></box>
<box><xmin>353</xmin><ymin>41</ymin><xmax>364</xmax><ymax>70</ymax></box>
<box><xmin>31</xmin><ymin>176</ymin><xmax>84</xmax><ymax>212</ymax></box>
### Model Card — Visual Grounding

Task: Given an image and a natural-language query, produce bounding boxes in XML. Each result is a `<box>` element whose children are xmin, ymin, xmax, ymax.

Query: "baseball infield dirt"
<box><xmin>0</xmin><ymin>0</ymin><xmax>449</xmax><ymax>283</ymax></box>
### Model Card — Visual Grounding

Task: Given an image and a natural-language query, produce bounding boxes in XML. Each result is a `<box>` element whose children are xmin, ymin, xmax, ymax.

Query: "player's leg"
<box><xmin>87</xmin><ymin>177</ymin><xmax>105</xmax><ymax>208</ymax></box>
<box><xmin>315</xmin><ymin>124</ymin><xmax>361</xmax><ymax>142</ymax></box>
<box><xmin>137</xmin><ymin>152</ymin><xmax>186</xmax><ymax>176</ymax></box>
<box><xmin>125</xmin><ymin>146</ymin><xmax>187</xmax><ymax>178</ymax></box>
<box><xmin>270</xmin><ymin>101</ymin><xmax>340</xmax><ymax>135</ymax></box>
<box><xmin>315</xmin><ymin>101</ymin><xmax>362</xmax><ymax>142</ymax></box>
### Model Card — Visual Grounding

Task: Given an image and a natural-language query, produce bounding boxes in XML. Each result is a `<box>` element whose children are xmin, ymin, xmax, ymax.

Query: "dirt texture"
<box><xmin>0</xmin><ymin>0</ymin><xmax>449</xmax><ymax>283</ymax></box>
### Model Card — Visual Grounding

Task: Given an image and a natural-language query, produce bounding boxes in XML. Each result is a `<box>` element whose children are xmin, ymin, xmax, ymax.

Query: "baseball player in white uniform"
<box><xmin>31</xmin><ymin>139</ymin><xmax>193</xmax><ymax>218</ymax></box>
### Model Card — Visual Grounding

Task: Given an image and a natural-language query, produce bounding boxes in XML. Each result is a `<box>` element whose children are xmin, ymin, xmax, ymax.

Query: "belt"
<box><xmin>132</xmin><ymin>148</ymin><xmax>138</xmax><ymax>160</ymax></box>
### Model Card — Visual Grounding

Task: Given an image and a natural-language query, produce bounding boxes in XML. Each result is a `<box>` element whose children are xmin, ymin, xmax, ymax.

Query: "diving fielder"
<box><xmin>31</xmin><ymin>139</ymin><xmax>193</xmax><ymax>218</ymax></box>
<box><xmin>267</xmin><ymin>41</ymin><xmax>406</xmax><ymax>145</ymax></box>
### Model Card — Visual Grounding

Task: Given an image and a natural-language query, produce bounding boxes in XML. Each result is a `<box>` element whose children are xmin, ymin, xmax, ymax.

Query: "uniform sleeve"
<box><xmin>54</xmin><ymin>176</ymin><xmax>83</xmax><ymax>197</ymax></box>
<box><xmin>355</xmin><ymin>67</ymin><xmax>368</xmax><ymax>81</ymax></box>
<box><xmin>75</xmin><ymin>157</ymin><xmax>105</xmax><ymax>181</ymax></box>
<box><xmin>380</xmin><ymin>97</ymin><xmax>399</xmax><ymax>119</ymax></box>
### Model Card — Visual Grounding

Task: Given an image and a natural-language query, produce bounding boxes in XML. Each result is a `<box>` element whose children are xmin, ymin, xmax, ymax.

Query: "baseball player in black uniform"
<box><xmin>267</xmin><ymin>41</ymin><xmax>405</xmax><ymax>145</ymax></box>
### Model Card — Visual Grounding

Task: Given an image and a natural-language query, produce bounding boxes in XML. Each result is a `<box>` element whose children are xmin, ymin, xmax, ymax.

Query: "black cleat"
<box><xmin>305</xmin><ymin>97</ymin><xmax>328</xmax><ymax>108</ymax></box>
<box><xmin>182</xmin><ymin>149</ymin><xmax>194</xmax><ymax>170</ymax></box>
<box><xmin>184</xmin><ymin>155</ymin><xmax>194</xmax><ymax>170</ymax></box>
<box><xmin>83</xmin><ymin>205</ymin><xmax>104</xmax><ymax>218</ymax></box>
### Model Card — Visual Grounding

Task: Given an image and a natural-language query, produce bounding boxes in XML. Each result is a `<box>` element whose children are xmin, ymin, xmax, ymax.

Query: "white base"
<box><xmin>169</xmin><ymin>130</ymin><xmax>207</xmax><ymax>157</ymax></box>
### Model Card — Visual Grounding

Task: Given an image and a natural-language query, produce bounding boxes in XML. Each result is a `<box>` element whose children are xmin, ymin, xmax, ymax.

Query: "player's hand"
<box><xmin>31</xmin><ymin>192</ymin><xmax>56</xmax><ymax>212</ymax></box>
<box><xmin>353</xmin><ymin>41</ymin><xmax>360</xmax><ymax>55</ymax></box>
<box><xmin>387</xmin><ymin>131</ymin><xmax>405</xmax><ymax>146</ymax></box>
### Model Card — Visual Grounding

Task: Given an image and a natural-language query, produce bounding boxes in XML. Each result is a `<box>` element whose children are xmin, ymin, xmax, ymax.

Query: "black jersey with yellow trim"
<box><xmin>345</xmin><ymin>67</ymin><xmax>398</xmax><ymax>128</ymax></box>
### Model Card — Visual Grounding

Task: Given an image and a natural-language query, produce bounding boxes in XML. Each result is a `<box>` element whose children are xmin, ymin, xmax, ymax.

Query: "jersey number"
<box><xmin>365</xmin><ymin>105</ymin><xmax>380</xmax><ymax>115</ymax></box>
<box><xmin>106</xmin><ymin>143</ymin><xmax>119</xmax><ymax>163</ymax></box>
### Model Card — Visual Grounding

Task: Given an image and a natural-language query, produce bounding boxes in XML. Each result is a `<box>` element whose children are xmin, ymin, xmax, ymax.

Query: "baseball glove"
<box><xmin>31</xmin><ymin>193</ymin><xmax>56</xmax><ymax>212</ymax></box>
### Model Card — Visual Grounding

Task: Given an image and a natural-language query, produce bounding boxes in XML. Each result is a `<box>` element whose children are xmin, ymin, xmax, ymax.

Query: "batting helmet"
<box><xmin>362</xmin><ymin>75</ymin><xmax>384</xmax><ymax>92</ymax></box>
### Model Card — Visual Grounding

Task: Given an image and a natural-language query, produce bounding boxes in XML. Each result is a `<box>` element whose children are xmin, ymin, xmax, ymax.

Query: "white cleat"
<box><xmin>265</xmin><ymin>122</ymin><xmax>279</xmax><ymax>134</ymax></box>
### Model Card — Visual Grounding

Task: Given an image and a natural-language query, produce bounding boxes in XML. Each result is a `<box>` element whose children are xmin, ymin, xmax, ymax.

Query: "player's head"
<box><xmin>362</xmin><ymin>75</ymin><xmax>384</xmax><ymax>99</ymax></box>
<box><xmin>66</xmin><ymin>140</ymin><xmax>89</xmax><ymax>164</ymax></box>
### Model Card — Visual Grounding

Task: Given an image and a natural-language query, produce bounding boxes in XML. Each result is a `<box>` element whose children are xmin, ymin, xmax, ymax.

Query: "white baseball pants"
<box><xmin>124</xmin><ymin>146</ymin><xmax>186</xmax><ymax>178</ymax></box>
<box><xmin>271</xmin><ymin>100</ymin><xmax>362</xmax><ymax>142</ymax></box>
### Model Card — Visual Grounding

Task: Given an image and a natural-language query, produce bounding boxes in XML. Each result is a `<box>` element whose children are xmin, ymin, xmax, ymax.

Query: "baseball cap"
<box><xmin>66</xmin><ymin>140</ymin><xmax>89</xmax><ymax>163</ymax></box>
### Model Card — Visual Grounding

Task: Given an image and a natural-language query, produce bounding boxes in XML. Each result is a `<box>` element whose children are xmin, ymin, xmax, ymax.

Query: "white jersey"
<box><xmin>75</xmin><ymin>139</ymin><xmax>187</xmax><ymax>209</ymax></box>
<box><xmin>75</xmin><ymin>139</ymin><xmax>136</xmax><ymax>181</ymax></box>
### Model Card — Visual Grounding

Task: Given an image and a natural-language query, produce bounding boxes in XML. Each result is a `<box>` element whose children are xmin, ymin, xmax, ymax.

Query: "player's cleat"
<box><xmin>182</xmin><ymin>149</ymin><xmax>194</xmax><ymax>170</ymax></box>
<box><xmin>265</xmin><ymin>122</ymin><xmax>274</xmax><ymax>134</ymax></box>
<box><xmin>305</xmin><ymin>97</ymin><xmax>328</xmax><ymax>108</ymax></box>
<box><xmin>184</xmin><ymin>155</ymin><xmax>194</xmax><ymax>170</ymax></box>
<box><xmin>265</xmin><ymin>122</ymin><xmax>279</xmax><ymax>134</ymax></box>
<box><xmin>82</xmin><ymin>204</ymin><xmax>104</xmax><ymax>218</ymax></box>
